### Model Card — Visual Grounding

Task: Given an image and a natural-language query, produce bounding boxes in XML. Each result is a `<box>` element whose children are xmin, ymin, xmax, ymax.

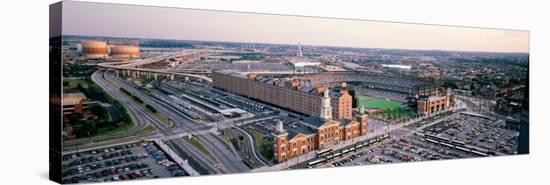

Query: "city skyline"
<box><xmin>52</xmin><ymin>2</ymin><xmax>529</xmax><ymax>183</ymax></box>
<box><xmin>62</xmin><ymin>1</ymin><xmax>529</xmax><ymax>53</ymax></box>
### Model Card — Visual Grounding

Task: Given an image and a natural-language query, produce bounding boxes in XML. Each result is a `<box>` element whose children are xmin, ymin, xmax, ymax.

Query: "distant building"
<box><xmin>287</xmin><ymin>58</ymin><xmax>321</xmax><ymax>68</ymax></box>
<box><xmin>62</xmin><ymin>92</ymin><xmax>89</xmax><ymax>115</ymax></box>
<box><xmin>110</xmin><ymin>45</ymin><xmax>140</xmax><ymax>58</ymax></box>
<box><xmin>212</xmin><ymin>71</ymin><xmax>352</xmax><ymax>120</ymax></box>
<box><xmin>495</xmin><ymin>91</ymin><xmax>524</xmax><ymax>115</ymax></box>
<box><xmin>80</xmin><ymin>40</ymin><xmax>108</xmax><ymax>58</ymax></box>
<box><xmin>80</xmin><ymin>39</ymin><xmax>140</xmax><ymax>59</ymax></box>
<box><xmin>518</xmin><ymin>74</ymin><xmax>529</xmax><ymax>154</ymax></box>
<box><xmin>401</xmin><ymin>59</ymin><xmax>418</xmax><ymax>69</ymax></box>
<box><xmin>297</xmin><ymin>42</ymin><xmax>303</xmax><ymax>57</ymax></box>
<box><xmin>272</xmin><ymin>114</ymin><xmax>368</xmax><ymax>163</ymax></box>
<box><xmin>415</xmin><ymin>66</ymin><xmax>441</xmax><ymax>80</ymax></box>
<box><xmin>381</xmin><ymin>64</ymin><xmax>412</xmax><ymax>70</ymax></box>
<box><xmin>417</xmin><ymin>88</ymin><xmax>454</xmax><ymax>115</ymax></box>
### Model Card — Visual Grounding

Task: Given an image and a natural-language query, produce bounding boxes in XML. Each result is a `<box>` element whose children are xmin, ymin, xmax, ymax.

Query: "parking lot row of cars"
<box><xmin>63</xmin><ymin>153</ymin><xmax>146</xmax><ymax>177</ymax></box>
<box><xmin>63</xmin><ymin>161</ymin><xmax>157</xmax><ymax>183</ymax></box>
<box><xmin>366</xmin><ymin>155</ymin><xmax>393</xmax><ymax>164</ymax></box>
<box><xmin>64</xmin><ymin>149</ymin><xmax>139</xmax><ymax>169</ymax></box>
<box><xmin>144</xmin><ymin>142</ymin><xmax>186</xmax><ymax>177</ymax></box>
<box><xmin>222</xmin><ymin>95</ymin><xmax>267</xmax><ymax>113</ymax></box>
<box><xmin>316</xmin><ymin>114</ymin><xmax>519</xmax><ymax>169</ymax></box>
<box><xmin>423</xmin><ymin>114</ymin><xmax>518</xmax><ymax>155</ymax></box>
<box><xmin>327</xmin><ymin>140</ymin><xmax>392</xmax><ymax>167</ymax></box>
<box><xmin>62</xmin><ymin>142</ymin><xmax>186</xmax><ymax>184</ymax></box>
<box><xmin>327</xmin><ymin>136</ymin><xmax>469</xmax><ymax>167</ymax></box>
<box><xmin>63</xmin><ymin>144</ymin><xmax>139</xmax><ymax>163</ymax></box>
<box><xmin>332</xmin><ymin>150</ymin><xmax>370</xmax><ymax>167</ymax></box>
<box><xmin>406</xmin><ymin>138</ymin><xmax>468</xmax><ymax>159</ymax></box>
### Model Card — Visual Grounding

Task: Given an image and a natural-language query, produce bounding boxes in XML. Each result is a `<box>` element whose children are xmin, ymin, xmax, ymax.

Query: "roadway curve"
<box><xmin>94</xmin><ymin>70</ymin><xmax>223</xmax><ymax>174</ymax></box>
<box><xmin>62</xmin><ymin>70</ymin><xmax>154</xmax><ymax>151</ymax></box>
<box><xmin>103</xmin><ymin>70</ymin><xmax>249</xmax><ymax>173</ymax></box>
<box><xmin>96</xmin><ymin>52</ymin><xmax>212</xmax><ymax>82</ymax></box>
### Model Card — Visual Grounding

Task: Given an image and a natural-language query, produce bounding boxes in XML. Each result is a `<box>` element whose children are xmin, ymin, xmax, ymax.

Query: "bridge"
<box><xmin>160</xmin><ymin>128</ymin><xmax>215</xmax><ymax>141</ymax></box>
<box><xmin>97</xmin><ymin>50</ymin><xmax>213</xmax><ymax>82</ymax></box>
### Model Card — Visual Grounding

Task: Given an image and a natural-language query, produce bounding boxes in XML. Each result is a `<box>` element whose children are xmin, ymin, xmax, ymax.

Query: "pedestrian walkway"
<box><xmin>149</xmin><ymin>138</ymin><xmax>200</xmax><ymax>176</ymax></box>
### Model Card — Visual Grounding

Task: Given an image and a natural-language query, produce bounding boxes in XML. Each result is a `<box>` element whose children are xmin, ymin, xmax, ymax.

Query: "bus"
<box><xmin>440</xmin><ymin>142</ymin><xmax>454</xmax><ymax>148</ymax></box>
<box><xmin>317</xmin><ymin>149</ymin><xmax>333</xmax><ymax>158</ymax></box>
<box><xmin>425</xmin><ymin>138</ymin><xmax>439</xmax><ymax>144</ymax></box>
<box><xmin>307</xmin><ymin>158</ymin><xmax>327</xmax><ymax>167</ymax></box>
<box><xmin>341</xmin><ymin>149</ymin><xmax>349</xmax><ymax>154</ymax></box>
<box><xmin>455</xmin><ymin>146</ymin><xmax>471</xmax><ymax>153</ymax></box>
<box><xmin>471</xmin><ymin>150</ymin><xmax>489</xmax><ymax>157</ymax></box>
<box><xmin>451</xmin><ymin>140</ymin><xmax>466</xmax><ymax>146</ymax></box>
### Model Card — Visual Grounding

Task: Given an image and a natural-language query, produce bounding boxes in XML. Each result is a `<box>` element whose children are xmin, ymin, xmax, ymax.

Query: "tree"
<box><xmin>443</xmin><ymin>80</ymin><xmax>458</xmax><ymax>89</ymax></box>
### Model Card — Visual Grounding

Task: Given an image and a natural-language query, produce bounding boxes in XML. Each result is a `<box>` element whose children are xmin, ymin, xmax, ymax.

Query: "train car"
<box><xmin>451</xmin><ymin>140</ymin><xmax>466</xmax><ymax>146</ymax></box>
<box><xmin>455</xmin><ymin>146</ymin><xmax>471</xmax><ymax>153</ymax></box>
<box><xmin>440</xmin><ymin>142</ymin><xmax>454</xmax><ymax>148</ymax></box>
<box><xmin>369</xmin><ymin>138</ymin><xmax>377</xmax><ymax>144</ymax></box>
<box><xmin>325</xmin><ymin>154</ymin><xmax>335</xmax><ymax>160</ymax></box>
<box><xmin>341</xmin><ymin>149</ymin><xmax>349</xmax><ymax>154</ymax></box>
<box><xmin>317</xmin><ymin>149</ymin><xmax>333</xmax><ymax>157</ymax></box>
<box><xmin>437</xmin><ymin>136</ymin><xmax>451</xmax><ymax>142</ymax></box>
<box><xmin>415</xmin><ymin>132</ymin><xmax>425</xmax><ymax>137</ymax></box>
<box><xmin>425</xmin><ymin>138</ymin><xmax>439</xmax><ymax>144</ymax></box>
<box><xmin>471</xmin><ymin>150</ymin><xmax>489</xmax><ymax>157</ymax></box>
<box><xmin>307</xmin><ymin>158</ymin><xmax>327</xmax><ymax>167</ymax></box>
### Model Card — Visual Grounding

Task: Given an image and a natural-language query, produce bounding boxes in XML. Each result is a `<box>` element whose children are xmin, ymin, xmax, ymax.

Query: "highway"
<box><xmin>103</xmin><ymin>70</ymin><xmax>250</xmax><ymax>173</ymax></box>
<box><xmin>90</xmin><ymin>70</ymin><xmax>223</xmax><ymax>174</ymax></box>
<box><xmin>62</xmin><ymin>70</ymin><xmax>154</xmax><ymax>151</ymax></box>
<box><xmin>97</xmin><ymin>50</ymin><xmax>212</xmax><ymax>82</ymax></box>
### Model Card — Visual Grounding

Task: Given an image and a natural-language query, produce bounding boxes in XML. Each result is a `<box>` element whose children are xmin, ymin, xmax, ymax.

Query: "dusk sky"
<box><xmin>62</xmin><ymin>1</ymin><xmax>529</xmax><ymax>53</ymax></box>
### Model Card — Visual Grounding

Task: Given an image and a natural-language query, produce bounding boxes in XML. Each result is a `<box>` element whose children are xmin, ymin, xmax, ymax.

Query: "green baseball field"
<box><xmin>357</xmin><ymin>95</ymin><xmax>412</xmax><ymax>121</ymax></box>
<box><xmin>357</xmin><ymin>95</ymin><xmax>403</xmax><ymax>110</ymax></box>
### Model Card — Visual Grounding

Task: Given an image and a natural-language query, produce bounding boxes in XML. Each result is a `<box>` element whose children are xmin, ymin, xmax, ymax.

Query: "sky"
<box><xmin>62</xmin><ymin>1</ymin><xmax>529</xmax><ymax>53</ymax></box>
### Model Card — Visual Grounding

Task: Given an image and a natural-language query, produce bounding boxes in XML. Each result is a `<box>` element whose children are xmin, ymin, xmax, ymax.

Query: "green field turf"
<box><xmin>357</xmin><ymin>96</ymin><xmax>403</xmax><ymax>110</ymax></box>
<box><xmin>357</xmin><ymin>95</ymin><xmax>412</xmax><ymax>121</ymax></box>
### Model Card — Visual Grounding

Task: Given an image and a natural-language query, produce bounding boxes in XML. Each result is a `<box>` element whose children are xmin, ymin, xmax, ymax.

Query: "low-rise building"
<box><xmin>417</xmin><ymin>88</ymin><xmax>454</xmax><ymax>115</ymax></box>
<box><xmin>272</xmin><ymin>114</ymin><xmax>368</xmax><ymax>163</ymax></box>
<box><xmin>62</xmin><ymin>92</ymin><xmax>89</xmax><ymax>115</ymax></box>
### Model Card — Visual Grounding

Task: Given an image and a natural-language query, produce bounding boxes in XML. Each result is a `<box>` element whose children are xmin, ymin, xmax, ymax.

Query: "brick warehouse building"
<box><xmin>212</xmin><ymin>71</ymin><xmax>364</xmax><ymax>163</ymax></box>
<box><xmin>212</xmin><ymin>71</ymin><xmax>353</xmax><ymax>120</ymax></box>
<box><xmin>272</xmin><ymin>114</ymin><xmax>368</xmax><ymax>163</ymax></box>
<box><xmin>417</xmin><ymin>88</ymin><xmax>455</xmax><ymax>115</ymax></box>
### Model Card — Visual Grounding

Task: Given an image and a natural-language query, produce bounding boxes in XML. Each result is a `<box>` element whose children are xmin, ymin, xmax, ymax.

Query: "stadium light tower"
<box><xmin>297</xmin><ymin>42</ymin><xmax>303</xmax><ymax>57</ymax></box>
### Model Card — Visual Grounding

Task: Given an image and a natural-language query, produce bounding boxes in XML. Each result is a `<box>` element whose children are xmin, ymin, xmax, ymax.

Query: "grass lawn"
<box><xmin>64</xmin><ymin>79</ymin><xmax>88</xmax><ymax>89</ymax></box>
<box><xmin>248</xmin><ymin>129</ymin><xmax>271</xmax><ymax>149</ymax></box>
<box><xmin>187</xmin><ymin>137</ymin><xmax>215</xmax><ymax>161</ymax></box>
<box><xmin>138</xmin><ymin>103</ymin><xmax>172</xmax><ymax>128</ymax></box>
<box><xmin>245</xmin><ymin>128</ymin><xmax>274</xmax><ymax>161</ymax></box>
<box><xmin>96</xmin><ymin>122</ymin><xmax>133</xmax><ymax>136</ymax></box>
<box><xmin>357</xmin><ymin>95</ymin><xmax>403</xmax><ymax>110</ymax></box>
<box><xmin>357</xmin><ymin>95</ymin><xmax>413</xmax><ymax>121</ymax></box>
<box><xmin>381</xmin><ymin>107</ymin><xmax>413</xmax><ymax>120</ymax></box>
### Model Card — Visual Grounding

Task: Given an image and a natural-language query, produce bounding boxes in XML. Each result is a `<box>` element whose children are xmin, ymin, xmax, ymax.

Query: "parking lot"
<box><xmin>422</xmin><ymin>114</ymin><xmax>519</xmax><ymax>155</ymax></box>
<box><xmin>325</xmin><ymin>136</ymin><xmax>475</xmax><ymax>167</ymax></box>
<box><xmin>323</xmin><ymin>114</ymin><xmax>519</xmax><ymax>167</ymax></box>
<box><xmin>62</xmin><ymin>142</ymin><xmax>186</xmax><ymax>184</ymax></box>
